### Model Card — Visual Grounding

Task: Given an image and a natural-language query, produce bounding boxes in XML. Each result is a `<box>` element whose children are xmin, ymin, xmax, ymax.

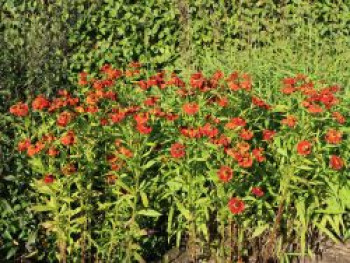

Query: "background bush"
<box><xmin>0</xmin><ymin>0</ymin><xmax>349</xmax><ymax>260</ymax></box>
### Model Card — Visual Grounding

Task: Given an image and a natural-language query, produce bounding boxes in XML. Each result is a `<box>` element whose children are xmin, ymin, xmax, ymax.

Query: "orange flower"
<box><xmin>262</xmin><ymin>129</ymin><xmax>276</xmax><ymax>141</ymax></box>
<box><xmin>134</xmin><ymin>112</ymin><xmax>149</xmax><ymax>125</ymax></box>
<box><xmin>281</xmin><ymin>115</ymin><xmax>297</xmax><ymax>128</ymax></box>
<box><xmin>43</xmin><ymin>174</ymin><xmax>55</xmax><ymax>184</ymax></box>
<box><xmin>217</xmin><ymin>166</ymin><xmax>233</xmax><ymax>183</ymax></box>
<box><xmin>10</xmin><ymin>102</ymin><xmax>29</xmax><ymax>117</ymax></box>
<box><xmin>225</xmin><ymin>117</ymin><xmax>246</xmax><ymax>129</ymax></box>
<box><xmin>61</xmin><ymin>130</ymin><xmax>76</xmax><ymax>146</ymax></box>
<box><xmin>325</xmin><ymin>129</ymin><xmax>342</xmax><ymax>144</ymax></box>
<box><xmin>57</xmin><ymin>112</ymin><xmax>73</xmax><ymax>127</ymax></box>
<box><xmin>119</xmin><ymin>147</ymin><xmax>133</xmax><ymax>158</ymax></box>
<box><xmin>329</xmin><ymin>155</ymin><xmax>344</xmax><ymax>170</ymax></box>
<box><xmin>48</xmin><ymin>147</ymin><xmax>59</xmax><ymax>157</ymax></box>
<box><xmin>237</xmin><ymin>153</ymin><xmax>253</xmax><ymax>168</ymax></box>
<box><xmin>182</xmin><ymin>103</ymin><xmax>199</xmax><ymax>115</ymax></box>
<box><xmin>217</xmin><ymin>97</ymin><xmax>228</xmax><ymax>107</ymax></box>
<box><xmin>252</xmin><ymin>96</ymin><xmax>271</xmax><ymax>110</ymax></box>
<box><xmin>240</xmin><ymin>129</ymin><xmax>253</xmax><ymax>141</ymax></box>
<box><xmin>332</xmin><ymin>112</ymin><xmax>345</xmax><ymax>124</ymax></box>
<box><xmin>251</xmin><ymin>187</ymin><xmax>264</xmax><ymax>197</ymax></box>
<box><xmin>78</xmin><ymin>71</ymin><xmax>89</xmax><ymax>86</ymax></box>
<box><xmin>27</xmin><ymin>145</ymin><xmax>38</xmax><ymax>157</ymax></box>
<box><xmin>170</xmin><ymin>143</ymin><xmax>186</xmax><ymax>158</ymax></box>
<box><xmin>18</xmin><ymin>139</ymin><xmax>31</xmax><ymax>152</ymax></box>
<box><xmin>297</xmin><ymin>140</ymin><xmax>312</xmax><ymax>155</ymax></box>
<box><xmin>252</xmin><ymin>148</ymin><xmax>266</xmax><ymax>162</ymax></box>
<box><xmin>236</xmin><ymin>142</ymin><xmax>250</xmax><ymax>153</ymax></box>
<box><xmin>228</xmin><ymin>198</ymin><xmax>245</xmax><ymax>214</ymax></box>
<box><xmin>136</xmin><ymin>124</ymin><xmax>152</xmax><ymax>134</ymax></box>
<box><xmin>32</xmin><ymin>95</ymin><xmax>50</xmax><ymax>110</ymax></box>
<box><xmin>281</xmin><ymin>86</ymin><xmax>296</xmax><ymax>95</ymax></box>
<box><xmin>307</xmin><ymin>104</ymin><xmax>323</xmax><ymax>114</ymax></box>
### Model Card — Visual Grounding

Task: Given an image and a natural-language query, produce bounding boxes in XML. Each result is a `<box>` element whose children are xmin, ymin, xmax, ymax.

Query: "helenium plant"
<box><xmin>9</xmin><ymin>63</ymin><xmax>349</xmax><ymax>262</ymax></box>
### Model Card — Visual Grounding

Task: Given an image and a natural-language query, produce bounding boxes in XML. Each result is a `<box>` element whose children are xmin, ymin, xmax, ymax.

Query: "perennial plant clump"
<box><xmin>9</xmin><ymin>63</ymin><xmax>349</xmax><ymax>262</ymax></box>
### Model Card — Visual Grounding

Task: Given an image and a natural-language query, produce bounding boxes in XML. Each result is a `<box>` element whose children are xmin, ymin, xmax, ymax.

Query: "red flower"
<box><xmin>225</xmin><ymin>117</ymin><xmax>246</xmax><ymax>129</ymax></box>
<box><xmin>240</xmin><ymin>80</ymin><xmax>252</xmax><ymax>91</ymax></box>
<box><xmin>129</xmin><ymin>61</ymin><xmax>142</xmax><ymax>68</ymax></box>
<box><xmin>32</xmin><ymin>95</ymin><xmax>50</xmax><ymax>110</ymax></box>
<box><xmin>217</xmin><ymin>166</ymin><xmax>233</xmax><ymax>183</ymax></box>
<box><xmin>281</xmin><ymin>115</ymin><xmax>297</xmax><ymax>128</ymax></box>
<box><xmin>228</xmin><ymin>198</ymin><xmax>245</xmax><ymax>214</ymax></box>
<box><xmin>170</xmin><ymin>143</ymin><xmax>186</xmax><ymax>158</ymax></box>
<box><xmin>240</xmin><ymin>129</ymin><xmax>253</xmax><ymax>141</ymax></box>
<box><xmin>61</xmin><ymin>130</ymin><xmax>76</xmax><ymax>146</ymax></box>
<box><xmin>144</xmin><ymin>96</ymin><xmax>159</xmax><ymax>106</ymax></box>
<box><xmin>27</xmin><ymin>145</ymin><xmax>38</xmax><ymax>157</ymax></box>
<box><xmin>229</xmin><ymin>82</ymin><xmax>240</xmax><ymax>91</ymax></box>
<box><xmin>57</xmin><ymin>112</ymin><xmax>72</xmax><ymax>127</ymax></box>
<box><xmin>200</xmin><ymin>123</ymin><xmax>218</xmax><ymax>138</ymax></box>
<box><xmin>100</xmin><ymin>118</ymin><xmax>109</xmax><ymax>126</ymax></box>
<box><xmin>329</xmin><ymin>155</ymin><xmax>344</xmax><ymax>170</ymax></box>
<box><xmin>217</xmin><ymin>97</ymin><xmax>228</xmax><ymax>107</ymax></box>
<box><xmin>134</xmin><ymin>112</ymin><xmax>149</xmax><ymax>125</ymax></box>
<box><xmin>86</xmin><ymin>105</ymin><xmax>99</xmax><ymax>113</ymax></box>
<box><xmin>109</xmin><ymin>110</ymin><xmax>126</xmax><ymax>123</ymax></box>
<box><xmin>10</xmin><ymin>102</ymin><xmax>29</xmax><ymax>117</ymax></box>
<box><xmin>136</xmin><ymin>124</ymin><xmax>152</xmax><ymax>134</ymax></box>
<box><xmin>48</xmin><ymin>147</ymin><xmax>59</xmax><ymax>157</ymax></box>
<box><xmin>180</xmin><ymin>127</ymin><xmax>200</xmax><ymax>138</ymax></box>
<box><xmin>165</xmin><ymin>113</ymin><xmax>179</xmax><ymax>121</ymax></box>
<box><xmin>281</xmin><ymin>86</ymin><xmax>296</xmax><ymax>95</ymax></box>
<box><xmin>262</xmin><ymin>130</ymin><xmax>276</xmax><ymax>141</ymax></box>
<box><xmin>237</xmin><ymin>153</ymin><xmax>253</xmax><ymax>168</ymax></box>
<box><xmin>252</xmin><ymin>148</ymin><xmax>266</xmax><ymax>162</ymax></box>
<box><xmin>18</xmin><ymin>139</ymin><xmax>31</xmax><ymax>152</ymax></box>
<box><xmin>236</xmin><ymin>142</ymin><xmax>250</xmax><ymax>153</ymax></box>
<box><xmin>182</xmin><ymin>103</ymin><xmax>199</xmax><ymax>115</ymax></box>
<box><xmin>325</xmin><ymin>129</ymin><xmax>342</xmax><ymax>144</ymax></box>
<box><xmin>307</xmin><ymin>104</ymin><xmax>323</xmax><ymax>114</ymax></box>
<box><xmin>332</xmin><ymin>112</ymin><xmax>345</xmax><ymax>124</ymax></box>
<box><xmin>251</xmin><ymin>187</ymin><xmax>264</xmax><ymax>197</ymax></box>
<box><xmin>119</xmin><ymin>147</ymin><xmax>133</xmax><ymax>158</ymax></box>
<box><xmin>104</xmin><ymin>91</ymin><xmax>117</xmax><ymax>101</ymax></box>
<box><xmin>43</xmin><ymin>174</ymin><xmax>55</xmax><ymax>184</ymax></box>
<box><xmin>283</xmin><ymin>77</ymin><xmax>297</xmax><ymax>85</ymax></box>
<box><xmin>297</xmin><ymin>140</ymin><xmax>312</xmax><ymax>155</ymax></box>
<box><xmin>78</xmin><ymin>71</ymin><xmax>89</xmax><ymax>86</ymax></box>
<box><xmin>252</xmin><ymin>96</ymin><xmax>271</xmax><ymax>110</ymax></box>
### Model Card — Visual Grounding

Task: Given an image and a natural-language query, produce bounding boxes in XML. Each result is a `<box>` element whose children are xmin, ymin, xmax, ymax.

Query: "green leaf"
<box><xmin>31</xmin><ymin>205</ymin><xmax>54</xmax><ymax>212</ymax></box>
<box><xmin>140</xmin><ymin>191</ymin><xmax>149</xmax><ymax>207</ymax></box>
<box><xmin>137</xmin><ymin>209</ymin><xmax>161</xmax><ymax>217</ymax></box>
<box><xmin>252</xmin><ymin>224</ymin><xmax>269</xmax><ymax>238</ymax></box>
<box><xmin>176</xmin><ymin>202</ymin><xmax>192</xmax><ymax>220</ymax></box>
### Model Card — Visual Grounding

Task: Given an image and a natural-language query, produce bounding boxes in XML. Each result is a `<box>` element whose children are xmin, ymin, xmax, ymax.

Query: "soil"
<box><xmin>157</xmin><ymin>242</ymin><xmax>350</xmax><ymax>263</ymax></box>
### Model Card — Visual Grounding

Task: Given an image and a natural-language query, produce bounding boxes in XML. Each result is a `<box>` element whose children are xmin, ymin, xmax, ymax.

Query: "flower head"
<box><xmin>170</xmin><ymin>143</ymin><xmax>186</xmax><ymax>158</ymax></box>
<box><xmin>325</xmin><ymin>129</ymin><xmax>342</xmax><ymax>144</ymax></box>
<box><xmin>182</xmin><ymin>103</ymin><xmax>199</xmax><ymax>115</ymax></box>
<box><xmin>251</xmin><ymin>187</ymin><xmax>264</xmax><ymax>197</ymax></box>
<box><xmin>217</xmin><ymin>166</ymin><xmax>233</xmax><ymax>183</ymax></box>
<box><xmin>330</xmin><ymin>155</ymin><xmax>344</xmax><ymax>170</ymax></box>
<box><xmin>228</xmin><ymin>198</ymin><xmax>245</xmax><ymax>214</ymax></box>
<box><xmin>297</xmin><ymin>140</ymin><xmax>312</xmax><ymax>155</ymax></box>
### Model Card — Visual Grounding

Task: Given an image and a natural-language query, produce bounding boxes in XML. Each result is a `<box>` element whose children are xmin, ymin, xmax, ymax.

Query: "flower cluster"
<box><xmin>10</xmin><ymin>64</ymin><xmax>347</xmax><ymax>219</ymax></box>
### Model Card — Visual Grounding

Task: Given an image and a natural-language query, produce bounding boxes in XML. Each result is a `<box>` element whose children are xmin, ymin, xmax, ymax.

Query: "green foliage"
<box><xmin>0</xmin><ymin>0</ymin><xmax>350</xmax><ymax>261</ymax></box>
